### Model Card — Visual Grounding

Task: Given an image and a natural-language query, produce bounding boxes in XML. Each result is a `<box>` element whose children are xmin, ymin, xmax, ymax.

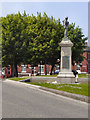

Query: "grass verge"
<box><xmin>8</xmin><ymin>74</ymin><xmax>89</xmax><ymax>79</ymax></box>
<box><xmin>35</xmin><ymin>75</ymin><xmax>57</xmax><ymax>77</ymax></box>
<box><xmin>78</xmin><ymin>74</ymin><xmax>88</xmax><ymax>78</ymax></box>
<box><xmin>27</xmin><ymin>82</ymin><xmax>89</xmax><ymax>97</ymax></box>
<box><xmin>9</xmin><ymin>77</ymin><xmax>29</xmax><ymax>81</ymax></box>
<box><xmin>9</xmin><ymin>76</ymin><xmax>89</xmax><ymax>97</ymax></box>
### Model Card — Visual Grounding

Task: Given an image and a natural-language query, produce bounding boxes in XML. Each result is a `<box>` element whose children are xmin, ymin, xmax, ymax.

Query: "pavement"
<box><xmin>19</xmin><ymin>76</ymin><xmax>89</xmax><ymax>83</ymax></box>
<box><xmin>5</xmin><ymin>79</ymin><xmax>89</xmax><ymax>103</ymax></box>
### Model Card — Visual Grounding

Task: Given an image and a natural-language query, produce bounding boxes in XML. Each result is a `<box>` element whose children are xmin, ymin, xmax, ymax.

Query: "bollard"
<box><xmin>75</xmin><ymin>74</ymin><xmax>78</xmax><ymax>83</ymax></box>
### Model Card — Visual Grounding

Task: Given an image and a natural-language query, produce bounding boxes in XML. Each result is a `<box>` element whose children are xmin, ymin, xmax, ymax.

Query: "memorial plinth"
<box><xmin>57</xmin><ymin>37</ymin><xmax>75</xmax><ymax>83</ymax></box>
<box><xmin>57</xmin><ymin>17</ymin><xmax>75</xmax><ymax>83</ymax></box>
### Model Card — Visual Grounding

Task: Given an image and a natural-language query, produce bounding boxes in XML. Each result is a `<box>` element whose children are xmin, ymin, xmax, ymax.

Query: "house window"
<box><xmin>41</xmin><ymin>65</ymin><xmax>44</xmax><ymax>73</ymax></box>
<box><xmin>8</xmin><ymin>66</ymin><xmax>10</xmax><ymax>74</ymax></box>
<box><xmin>76</xmin><ymin>64</ymin><xmax>80</xmax><ymax>70</ymax></box>
<box><xmin>82</xmin><ymin>65</ymin><xmax>86</xmax><ymax>67</ymax></box>
<box><xmin>21</xmin><ymin>65</ymin><xmax>26</xmax><ymax>72</ymax></box>
<box><xmin>2</xmin><ymin>68</ymin><xmax>5</xmax><ymax>75</ymax></box>
<box><xmin>56</xmin><ymin>65</ymin><xmax>59</xmax><ymax>70</ymax></box>
<box><xmin>38</xmin><ymin>65</ymin><xmax>44</xmax><ymax>73</ymax></box>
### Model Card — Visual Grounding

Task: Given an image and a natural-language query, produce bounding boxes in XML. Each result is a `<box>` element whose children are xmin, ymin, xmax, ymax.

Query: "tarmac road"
<box><xmin>2</xmin><ymin>80</ymin><xmax>88</xmax><ymax>118</ymax></box>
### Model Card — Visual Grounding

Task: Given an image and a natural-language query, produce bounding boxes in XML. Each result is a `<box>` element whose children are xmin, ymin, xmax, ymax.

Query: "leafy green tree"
<box><xmin>2</xmin><ymin>11</ymin><xmax>87</xmax><ymax>76</ymax></box>
<box><xmin>25</xmin><ymin>12</ymin><xmax>64</xmax><ymax>74</ymax></box>
<box><xmin>26</xmin><ymin>12</ymin><xmax>87</xmax><ymax>74</ymax></box>
<box><xmin>67</xmin><ymin>23</ymin><xmax>87</xmax><ymax>65</ymax></box>
<box><xmin>2</xmin><ymin>11</ymin><xmax>28</xmax><ymax>77</ymax></box>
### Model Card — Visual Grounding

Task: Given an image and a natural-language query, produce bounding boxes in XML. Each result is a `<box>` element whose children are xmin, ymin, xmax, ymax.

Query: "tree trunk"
<box><xmin>11</xmin><ymin>64</ymin><xmax>14</xmax><ymax>77</ymax></box>
<box><xmin>50</xmin><ymin>64</ymin><xmax>54</xmax><ymax>75</ymax></box>
<box><xmin>14</xmin><ymin>63</ymin><xmax>18</xmax><ymax>77</ymax></box>
<box><xmin>45</xmin><ymin>63</ymin><xmax>47</xmax><ymax>75</ymax></box>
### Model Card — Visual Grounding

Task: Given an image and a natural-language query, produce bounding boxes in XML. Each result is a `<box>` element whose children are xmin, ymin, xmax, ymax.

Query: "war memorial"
<box><xmin>57</xmin><ymin>17</ymin><xmax>75</xmax><ymax>83</ymax></box>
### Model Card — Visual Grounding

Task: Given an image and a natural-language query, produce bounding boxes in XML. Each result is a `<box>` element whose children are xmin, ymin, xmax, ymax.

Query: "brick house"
<box><xmin>17</xmin><ymin>50</ymin><xmax>88</xmax><ymax>76</ymax></box>
<box><xmin>17</xmin><ymin>64</ymin><xmax>55</xmax><ymax>77</ymax></box>
<box><xmin>1</xmin><ymin>48</ymin><xmax>88</xmax><ymax>78</ymax></box>
<box><xmin>72</xmin><ymin>51</ymin><xmax>87</xmax><ymax>74</ymax></box>
<box><xmin>1</xmin><ymin>64</ymin><xmax>56</xmax><ymax>78</ymax></box>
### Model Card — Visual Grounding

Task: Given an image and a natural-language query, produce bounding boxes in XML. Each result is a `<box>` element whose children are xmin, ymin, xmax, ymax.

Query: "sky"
<box><xmin>0</xmin><ymin>1</ymin><xmax>89</xmax><ymax>44</ymax></box>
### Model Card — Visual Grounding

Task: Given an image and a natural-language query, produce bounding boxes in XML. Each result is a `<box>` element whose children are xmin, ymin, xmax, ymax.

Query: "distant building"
<box><xmin>72</xmin><ymin>50</ymin><xmax>87</xmax><ymax>74</ymax></box>
<box><xmin>1</xmin><ymin>64</ymin><xmax>56</xmax><ymax>78</ymax></box>
<box><xmin>17</xmin><ymin>64</ymin><xmax>55</xmax><ymax>77</ymax></box>
<box><xmin>1</xmin><ymin>46</ymin><xmax>88</xmax><ymax>78</ymax></box>
<box><xmin>87</xmin><ymin>46</ymin><xmax>90</xmax><ymax>74</ymax></box>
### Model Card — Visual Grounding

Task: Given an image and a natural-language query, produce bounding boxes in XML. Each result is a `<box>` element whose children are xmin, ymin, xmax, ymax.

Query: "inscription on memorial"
<box><xmin>62</xmin><ymin>56</ymin><xmax>69</xmax><ymax>69</ymax></box>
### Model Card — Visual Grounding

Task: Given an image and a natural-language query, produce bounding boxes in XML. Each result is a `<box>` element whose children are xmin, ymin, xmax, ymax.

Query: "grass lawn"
<box><xmin>27</xmin><ymin>82</ymin><xmax>89</xmax><ymax>97</ymax></box>
<box><xmin>78</xmin><ymin>74</ymin><xmax>88</xmax><ymax>78</ymax></box>
<box><xmin>9</xmin><ymin>77</ymin><xmax>29</xmax><ymax>81</ymax></box>
<box><xmin>8</xmin><ymin>74</ymin><xmax>89</xmax><ymax>79</ymax></box>
<box><xmin>35</xmin><ymin>75</ymin><xmax>57</xmax><ymax>77</ymax></box>
<box><xmin>8</xmin><ymin>76</ymin><xmax>89</xmax><ymax>97</ymax></box>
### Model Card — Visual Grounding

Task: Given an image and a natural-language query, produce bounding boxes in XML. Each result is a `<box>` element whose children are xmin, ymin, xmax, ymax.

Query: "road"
<box><xmin>2</xmin><ymin>80</ymin><xmax>88</xmax><ymax>118</ymax></box>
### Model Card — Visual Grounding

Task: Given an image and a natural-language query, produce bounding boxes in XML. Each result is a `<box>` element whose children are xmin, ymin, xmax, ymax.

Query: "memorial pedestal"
<box><xmin>57</xmin><ymin>37</ymin><xmax>75</xmax><ymax>83</ymax></box>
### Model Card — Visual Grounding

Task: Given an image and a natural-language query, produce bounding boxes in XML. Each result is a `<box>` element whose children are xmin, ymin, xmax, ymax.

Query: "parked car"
<box><xmin>54</xmin><ymin>70</ymin><xmax>59</xmax><ymax>74</ymax></box>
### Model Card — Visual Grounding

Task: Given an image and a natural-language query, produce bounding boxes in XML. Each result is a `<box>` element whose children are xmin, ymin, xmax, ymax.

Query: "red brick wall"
<box><xmin>81</xmin><ymin>52</ymin><xmax>87</xmax><ymax>72</ymax></box>
<box><xmin>3</xmin><ymin>51</ymin><xmax>88</xmax><ymax>78</ymax></box>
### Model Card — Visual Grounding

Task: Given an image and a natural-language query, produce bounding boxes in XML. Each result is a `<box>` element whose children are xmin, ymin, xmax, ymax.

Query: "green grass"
<box><xmin>27</xmin><ymin>82</ymin><xmax>89</xmax><ymax>97</ymax></box>
<box><xmin>8</xmin><ymin>76</ymin><xmax>89</xmax><ymax>97</ymax></box>
<box><xmin>35</xmin><ymin>75</ymin><xmax>57</xmax><ymax>77</ymax></box>
<box><xmin>78</xmin><ymin>74</ymin><xmax>88</xmax><ymax>78</ymax></box>
<box><xmin>8</xmin><ymin>74</ymin><xmax>89</xmax><ymax>80</ymax></box>
<box><xmin>9</xmin><ymin>77</ymin><xmax>29</xmax><ymax>81</ymax></box>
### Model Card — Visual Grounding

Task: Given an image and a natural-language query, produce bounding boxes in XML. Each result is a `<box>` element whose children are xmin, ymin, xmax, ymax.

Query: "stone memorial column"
<box><xmin>57</xmin><ymin>17</ymin><xmax>75</xmax><ymax>83</ymax></box>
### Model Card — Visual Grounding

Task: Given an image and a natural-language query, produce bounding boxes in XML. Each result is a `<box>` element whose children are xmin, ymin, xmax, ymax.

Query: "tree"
<box><xmin>26</xmin><ymin>12</ymin><xmax>87</xmax><ymax>74</ymax></box>
<box><xmin>25</xmin><ymin>12</ymin><xmax>64</xmax><ymax>74</ymax></box>
<box><xmin>2</xmin><ymin>11</ymin><xmax>87</xmax><ymax>76</ymax></box>
<box><xmin>2</xmin><ymin>12</ymin><xmax>28</xmax><ymax>77</ymax></box>
<box><xmin>67</xmin><ymin>23</ymin><xmax>87</xmax><ymax>65</ymax></box>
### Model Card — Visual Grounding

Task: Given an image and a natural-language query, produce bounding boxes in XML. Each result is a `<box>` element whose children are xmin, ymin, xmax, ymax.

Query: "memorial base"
<box><xmin>57</xmin><ymin>72</ymin><xmax>75</xmax><ymax>84</ymax></box>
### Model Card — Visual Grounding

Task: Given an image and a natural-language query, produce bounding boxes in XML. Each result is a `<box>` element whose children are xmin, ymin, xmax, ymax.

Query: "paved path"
<box><xmin>2</xmin><ymin>80</ymin><xmax>88</xmax><ymax>118</ymax></box>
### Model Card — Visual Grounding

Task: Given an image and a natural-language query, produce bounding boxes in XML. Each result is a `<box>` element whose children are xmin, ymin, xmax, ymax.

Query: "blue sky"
<box><xmin>1</xmin><ymin>2</ymin><xmax>88</xmax><ymax>38</ymax></box>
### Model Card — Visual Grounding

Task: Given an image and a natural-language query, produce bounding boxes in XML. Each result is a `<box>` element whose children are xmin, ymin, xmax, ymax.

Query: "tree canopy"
<box><xmin>2</xmin><ymin>12</ymin><xmax>28</xmax><ymax>76</ymax></box>
<box><xmin>1</xmin><ymin>11</ymin><xmax>87</xmax><ymax>76</ymax></box>
<box><xmin>67</xmin><ymin>23</ymin><xmax>87</xmax><ymax>65</ymax></box>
